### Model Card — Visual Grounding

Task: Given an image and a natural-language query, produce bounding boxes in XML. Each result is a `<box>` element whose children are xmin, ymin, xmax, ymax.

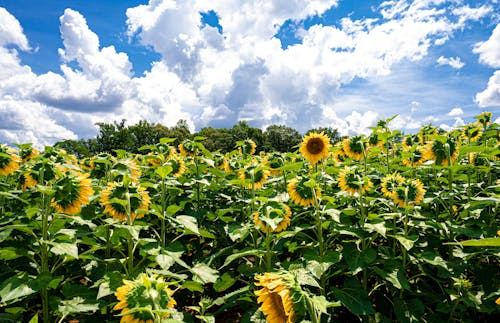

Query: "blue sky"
<box><xmin>0</xmin><ymin>0</ymin><xmax>498</xmax><ymax>147</ymax></box>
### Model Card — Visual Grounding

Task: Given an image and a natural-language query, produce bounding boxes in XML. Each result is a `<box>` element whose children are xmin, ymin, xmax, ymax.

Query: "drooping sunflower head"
<box><xmin>238</xmin><ymin>139</ymin><xmax>257</xmax><ymax>156</ymax></box>
<box><xmin>51</xmin><ymin>169</ymin><xmax>94</xmax><ymax>215</ymax></box>
<box><xmin>253</xmin><ymin>202</ymin><xmax>292</xmax><ymax>233</ymax></box>
<box><xmin>461</xmin><ymin>124</ymin><xmax>483</xmax><ymax>143</ymax></box>
<box><xmin>254</xmin><ymin>272</ymin><xmax>296</xmax><ymax>323</ymax></box>
<box><xmin>178</xmin><ymin>140</ymin><xmax>198</xmax><ymax>157</ymax></box>
<box><xmin>342</xmin><ymin>136</ymin><xmax>367</xmax><ymax>160</ymax></box>
<box><xmin>20</xmin><ymin>172</ymin><xmax>38</xmax><ymax>191</ymax></box>
<box><xmin>0</xmin><ymin>145</ymin><xmax>21</xmax><ymax>176</ymax></box>
<box><xmin>100</xmin><ymin>182</ymin><xmax>150</xmax><ymax>222</ymax></box>
<box><xmin>114</xmin><ymin>273</ymin><xmax>177</xmax><ymax>322</ymax></box>
<box><xmin>337</xmin><ymin>166</ymin><xmax>373</xmax><ymax>196</ymax></box>
<box><xmin>111</xmin><ymin>159</ymin><xmax>142</xmax><ymax>184</ymax></box>
<box><xmin>287</xmin><ymin>176</ymin><xmax>321</xmax><ymax>207</ymax></box>
<box><xmin>422</xmin><ymin>136</ymin><xmax>459</xmax><ymax>166</ymax></box>
<box><xmin>266</xmin><ymin>152</ymin><xmax>284</xmax><ymax>175</ymax></box>
<box><xmin>239</xmin><ymin>163</ymin><xmax>270</xmax><ymax>189</ymax></box>
<box><xmin>474</xmin><ymin>111</ymin><xmax>493</xmax><ymax>129</ymax></box>
<box><xmin>332</xmin><ymin>145</ymin><xmax>347</xmax><ymax>165</ymax></box>
<box><xmin>299</xmin><ymin>132</ymin><xmax>330</xmax><ymax>165</ymax></box>
<box><xmin>18</xmin><ymin>144</ymin><xmax>39</xmax><ymax>163</ymax></box>
<box><xmin>368</xmin><ymin>132</ymin><xmax>384</xmax><ymax>148</ymax></box>
<box><xmin>392</xmin><ymin>178</ymin><xmax>426</xmax><ymax>207</ymax></box>
<box><xmin>401</xmin><ymin>146</ymin><xmax>427</xmax><ymax>167</ymax></box>
<box><xmin>164</xmin><ymin>155</ymin><xmax>186</xmax><ymax>178</ymax></box>
<box><xmin>401</xmin><ymin>135</ymin><xmax>421</xmax><ymax>151</ymax></box>
<box><xmin>418</xmin><ymin>125</ymin><xmax>439</xmax><ymax>144</ymax></box>
<box><xmin>380</xmin><ymin>173</ymin><xmax>405</xmax><ymax>199</ymax></box>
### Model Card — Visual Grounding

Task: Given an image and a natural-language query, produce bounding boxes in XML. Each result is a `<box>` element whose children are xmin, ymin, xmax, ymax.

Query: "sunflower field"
<box><xmin>0</xmin><ymin>112</ymin><xmax>499</xmax><ymax>323</ymax></box>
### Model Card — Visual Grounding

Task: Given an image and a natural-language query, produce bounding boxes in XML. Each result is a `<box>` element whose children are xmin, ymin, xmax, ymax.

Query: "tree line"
<box><xmin>55</xmin><ymin>119</ymin><xmax>342</xmax><ymax>156</ymax></box>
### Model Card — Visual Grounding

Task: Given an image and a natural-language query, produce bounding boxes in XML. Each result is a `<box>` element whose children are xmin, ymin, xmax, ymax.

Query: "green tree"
<box><xmin>306</xmin><ymin>127</ymin><xmax>342</xmax><ymax>144</ymax></box>
<box><xmin>230</xmin><ymin>121</ymin><xmax>265</xmax><ymax>152</ymax></box>
<box><xmin>196</xmin><ymin>127</ymin><xmax>233</xmax><ymax>152</ymax></box>
<box><xmin>264</xmin><ymin>124</ymin><xmax>302</xmax><ymax>152</ymax></box>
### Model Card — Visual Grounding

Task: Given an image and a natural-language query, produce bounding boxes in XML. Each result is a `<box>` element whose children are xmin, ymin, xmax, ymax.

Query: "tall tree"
<box><xmin>264</xmin><ymin>125</ymin><xmax>302</xmax><ymax>152</ymax></box>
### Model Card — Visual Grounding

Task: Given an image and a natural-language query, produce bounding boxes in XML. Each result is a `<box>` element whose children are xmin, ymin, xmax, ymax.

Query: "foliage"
<box><xmin>0</xmin><ymin>113</ymin><xmax>499</xmax><ymax>322</ymax></box>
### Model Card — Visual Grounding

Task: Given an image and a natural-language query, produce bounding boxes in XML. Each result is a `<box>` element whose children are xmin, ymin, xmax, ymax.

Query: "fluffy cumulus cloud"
<box><xmin>437</xmin><ymin>56</ymin><xmax>464</xmax><ymax>69</ymax></box>
<box><xmin>0</xmin><ymin>0</ymin><xmax>498</xmax><ymax>147</ymax></box>
<box><xmin>474</xmin><ymin>23</ymin><xmax>500</xmax><ymax>107</ymax></box>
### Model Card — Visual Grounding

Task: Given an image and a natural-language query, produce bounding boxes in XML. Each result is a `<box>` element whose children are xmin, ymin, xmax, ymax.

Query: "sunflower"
<box><xmin>178</xmin><ymin>140</ymin><xmax>197</xmax><ymax>157</ymax></box>
<box><xmin>165</xmin><ymin>154</ymin><xmax>186</xmax><ymax>178</ymax></box>
<box><xmin>381</xmin><ymin>173</ymin><xmax>405</xmax><ymax>199</ymax></box>
<box><xmin>51</xmin><ymin>170</ymin><xmax>94</xmax><ymax>215</ymax></box>
<box><xmin>238</xmin><ymin>139</ymin><xmax>257</xmax><ymax>155</ymax></box>
<box><xmin>368</xmin><ymin>132</ymin><xmax>384</xmax><ymax>147</ymax></box>
<box><xmin>475</xmin><ymin>111</ymin><xmax>493</xmax><ymax>129</ymax></box>
<box><xmin>401</xmin><ymin>146</ymin><xmax>427</xmax><ymax>167</ymax></box>
<box><xmin>239</xmin><ymin>163</ymin><xmax>270</xmax><ymax>189</ymax></box>
<box><xmin>287</xmin><ymin>176</ymin><xmax>321</xmax><ymax>207</ymax></box>
<box><xmin>422</xmin><ymin>136</ymin><xmax>459</xmax><ymax>166</ymax></box>
<box><xmin>19</xmin><ymin>145</ymin><xmax>39</xmax><ymax>162</ymax></box>
<box><xmin>214</xmin><ymin>153</ymin><xmax>231</xmax><ymax>172</ymax></box>
<box><xmin>100</xmin><ymin>182</ymin><xmax>150</xmax><ymax>222</ymax></box>
<box><xmin>254</xmin><ymin>272</ymin><xmax>295</xmax><ymax>323</ymax></box>
<box><xmin>461</xmin><ymin>124</ymin><xmax>483</xmax><ymax>143</ymax></box>
<box><xmin>337</xmin><ymin>167</ymin><xmax>373</xmax><ymax>196</ymax></box>
<box><xmin>266</xmin><ymin>152</ymin><xmax>284</xmax><ymax>175</ymax></box>
<box><xmin>401</xmin><ymin>135</ymin><xmax>421</xmax><ymax>151</ymax></box>
<box><xmin>392</xmin><ymin>178</ymin><xmax>426</xmax><ymax>207</ymax></box>
<box><xmin>418</xmin><ymin>125</ymin><xmax>438</xmax><ymax>144</ymax></box>
<box><xmin>0</xmin><ymin>145</ymin><xmax>21</xmax><ymax>176</ymax></box>
<box><xmin>21</xmin><ymin>172</ymin><xmax>38</xmax><ymax>191</ymax></box>
<box><xmin>112</xmin><ymin>159</ymin><xmax>142</xmax><ymax>183</ymax></box>
<box><xmin>114</xmin><ymin>273</ymin><xmax>176</xmax><ymax>323</ymax></box>
<box><xmin>299</xmin><ymin>132</ymin><xmax>330</xmax><ymax>165</ymax></box>
<box><xmin>332</xmin><ymin>145</ymin><xmax>347</xmax><ymax>165</ymax></box>
<box><xmin>342</xmin><ymin>136</ymin><xmax>366</xmax><ymax>160</ymax></box>
<box><xmin>253</xmin><ymin>203</ymin><xmax>292</xmax><ymax>233</ymax></box>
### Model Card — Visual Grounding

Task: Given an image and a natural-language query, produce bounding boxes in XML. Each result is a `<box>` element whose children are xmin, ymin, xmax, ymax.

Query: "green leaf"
<box><xmin>220</xmin><ymin>249</ymin><xmax>265</xmax><ymax>268</ymax></box>
<box><xmin>332</xmin><ymin>277</ymin><xmax>375</xmax><ymax>315</ymax></box>
<box><xmin>310</xmin><ymin>295</ymin><xmax>341</xmax><ymax>315</ymax></box>
<box><xmin>155</xmin><ymin>165</ymin><xmax>173</xmax><ymax>179</ymax></box>
<box><xmin>458</xmin><ymin>237</ymin><xmax>500</xmax><ymax>247</ymax></box>
<box><xmin>373</xmin><ymin>260</ymin><xmax>410</xmax><ymax>290</ymax></box>
<box><xmin>343</xmin><ymin>245</ymin><xmax>377</xmax><ymax>274</ymax></box>
<box><xmin>173</xmin><ymin>215</ymin><xmax>200</xmax><ymax>236</ymax></box>
<box><xmin>393</xmin><ymin>298</ymin><xmax>425</xmax><ymax>323</ymax></box>
<box><xmin>166</xmin><ymin>204</ymin><xmax>182</xmax><ymax>216</ymax></box>
<box><xmin>392</xmin><ymin>234</ymin><xmax>418</xmax><ymax>251</ymax></box>
<box><xmin>421</xmin><ymin>251</ymin><xmax>449</xmax><ymax>271</ymax></box>
<box><xmin>28</xmin><ymin>314</ymin><xmax>38</xmax><ymax>323</ymax></box>
<box><xmin>213</xmin><ymin>272</ymin><xmax>236</xmax><ymax>292</ymax></box>
<box><xmin>0</xmin><ymin>247</ymin><xmax>25</xmax><ymax>260</ymax></box>
<box><xmin>364</xmin><ymin>220</ymin><xmax>387</xmax><ymax>237</ymax></box>
<box><xmin>191</xmin><ymin>263</ymin><xmax>219</xmax><ymax>284</ymax></box>
<box><xmin>58</xmin><ymin>297</ymin><xmax>99</xmax><ymax>315</ymax></box>
<box><xmin>96</xmin><ymin>271</ymin><xmax>124</xmax><ymax>299</ymax></box>
<box><xmin>49</xmin><ymin>241</ymin><xmax>78</xmax><ymax>259</ymax></box>
<box><xmin>0</xmin><ymin>273</ymin><xmax>36</xmax><ymax>306</ymax></box>
<box><xmin>182</xmin><ymin>280</ymin><xmax>203</xmax><ymax>293</ymax></box>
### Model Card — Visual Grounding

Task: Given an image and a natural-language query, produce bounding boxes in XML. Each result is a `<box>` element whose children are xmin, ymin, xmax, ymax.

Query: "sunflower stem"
<box><xmin>160</xmin><ymin>178</ymin><xmax>167</xmax><ymax>248</ymax></box>
<box><xmin>306</xmin><ymin>295</ymin><xmax>321</xmax><ymax>323</ymax></box>
<box><xmin>125</xmin><ymin>191</ymin><xmax>134</xmax><ymax>276</ymax></box>
<box><xmin>39</xmin><ymin>166</ymin><xmax>51</xmax><ymax>323</ymax></box>
<box><xmin>264</xmin><ymin>227</ymin><xmax>272</xmax><ymax>272</ymax></box>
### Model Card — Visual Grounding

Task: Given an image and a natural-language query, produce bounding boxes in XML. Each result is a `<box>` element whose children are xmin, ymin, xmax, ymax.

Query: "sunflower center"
<box><xmin>306</xmin><ymin>138</ymin><xmax>325</xmax><ymax>154</ymax></box>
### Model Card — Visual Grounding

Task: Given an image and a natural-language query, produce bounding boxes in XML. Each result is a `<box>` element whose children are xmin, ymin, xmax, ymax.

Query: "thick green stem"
<box><xmin>40</xmin><ymin>167</ymin><xmax>51</xmax><ymax>323</ymax></box>
<box><xmin>306</xmin><ymin>296</ymin><xmax>321</xmax><ymax>323</ymax></box>
<box><xmin>160</xmin><ymin>178</ymin><xmax>167</xmax><ymax>248</ymax></box>
<box><xmin>125</xmin><ymin>192</ymin><xmax>134</xmax><ymax>276</ymax></box>
<box><xmin>264</xmin><ymin>227</ymin><xmax>272</xmax><ymax>272</ymax></box>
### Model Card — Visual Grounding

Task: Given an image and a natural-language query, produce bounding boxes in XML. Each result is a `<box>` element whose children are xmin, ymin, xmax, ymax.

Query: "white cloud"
<box><xmin>0</xmin><ymin>7</ymin><xmax>30</xmax><ymax>50</ymax></box>
<box><xmin>473</xmin><ymin>24</ymin><xmax>500</xmax><ymax>68</ymax></box>
<box><xmin>448</xmin><ymin>107</ymin><xmax>464</xmax><ymax>116</ymax></box>
<box><xmin>475</xmin><ymin>70</ymin><xmax>500</xmax><ymax>107</ymax></box>
<box><xmin>0</xmin><ymin>1</ymin><xmax>497</xmax><ymax>147</ymax></box>
<box><xmin>437</xmin><ymin>56</ymin><xmax>464</xmax><ymax>69</ymax></box>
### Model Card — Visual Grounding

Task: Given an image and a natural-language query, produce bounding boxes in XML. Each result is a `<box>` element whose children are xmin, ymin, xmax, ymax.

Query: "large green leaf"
<box><xmin>190</xmin><ymin>263</ymin><xmax>219</xmax><ymax>284</ymax></box>
<box><xmin>332</xmin><ymin>277</ymin><xmax>375</xmax><ymax>315</ymax></box>
<box><xmin>0</xmin><ymin>273</ymin><xmax>36</xmax><ymax>306</ymax></box>
<box><xmin>220</xmin><ymin>249</ymin><xmax>265</xmax><ymax>269</ymax></box>
<box><xmin>343</xmin><ymin>245</ymin><xmax>377</xmax><ymax>274</ymax></box>
<box><xmin>49</xmin><ymin>241</ymin><xmax>78</xmax><ymax>259</ymax></box>
<box><xmin>58</xmin><ymin>297</ymin><xmax>99</xmax><ymax>316</ymax></box>
<box><xmin>458</xmin><ymin>237</ymin><xmax>500</xmax><ymax>247</ymax></box>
